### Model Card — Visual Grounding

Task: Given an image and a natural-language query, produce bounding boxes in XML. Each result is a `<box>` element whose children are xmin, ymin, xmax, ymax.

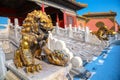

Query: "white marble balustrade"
<box><xmin>54</xmin><ymin>23</ymin><xmax>105</xmax><ymax>45</ymax></box>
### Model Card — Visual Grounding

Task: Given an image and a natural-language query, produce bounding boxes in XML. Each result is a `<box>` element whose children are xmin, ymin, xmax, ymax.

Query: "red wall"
<box><xmin>86</xmin><ymin>18</ymin><xmax>114</xmax><ymax>31</ymax></box>
<box><xmin>66</xmin><ymin>14</ymin><xmax>76</xmax><ymax>27</ymax></box>
<box><xmin>59</xmin><ymin>14</ymin><xmax>77</xmax><ymax>28</ymax></box>
<box><xmin>59</xmin><ymin>20</ymin><xmax>64</xmax><ymax>28</ymax></box>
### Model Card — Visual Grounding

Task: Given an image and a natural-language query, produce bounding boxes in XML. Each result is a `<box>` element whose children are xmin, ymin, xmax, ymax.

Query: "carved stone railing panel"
<box><xmin>9</xmin><ymin>25</ymin><xmax>15</xmax><ymax>39</ymax></box>
<box><xmin>89</xmin><ymin>34</ymin><xmax>101</xmax><ymax>44</ymax></box>
<box><xmin>58</xmin><ymin>28</ymin><xmax>68</xmax><ymax>36</ymax></box>
<box><xmin>72</xmin><ymin>31</ymin><xmax>85</xmax><ymax>41</ymax></box>
<box><xmin>16</xmin><ymin>26</ymin><xmax>22</xmax><ymax>42</ymax></box>
<box><xmin>9</xmin><ymin>25</ymin><xmax>21</xmax><ymax>46</ymax></box>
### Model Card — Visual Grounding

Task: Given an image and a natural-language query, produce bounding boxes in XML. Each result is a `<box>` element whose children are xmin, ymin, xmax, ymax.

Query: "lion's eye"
<box><xmin>41</xmin><ymin>21</ymin><xmax>47</xmax><ymax>24</ymax></box>
<box><xmin>42</xmin><ymin>21</ymin><xmax>46</xmax><ymax>23</ymax></box>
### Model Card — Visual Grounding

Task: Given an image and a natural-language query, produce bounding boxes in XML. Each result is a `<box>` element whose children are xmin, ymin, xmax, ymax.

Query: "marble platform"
<box><xmin>5</xmin><ymin>59</ymin><xmax>72</xmax><ymax>80</ymax></box>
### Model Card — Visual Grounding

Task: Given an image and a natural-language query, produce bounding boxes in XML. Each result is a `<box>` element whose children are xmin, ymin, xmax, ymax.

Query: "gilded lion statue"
<box><xmin>92</xmin><ymin>22</ymin><xmax>116</xmax><ymax>40</ymax></box>
<box><xmin>14</xmin><ymin>10</ymin><xmax>68</xmax><ymax>73</ymax></box>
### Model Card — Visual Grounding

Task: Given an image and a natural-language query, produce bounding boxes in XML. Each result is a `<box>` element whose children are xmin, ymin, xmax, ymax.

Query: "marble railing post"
<box><xmin>7</xmin><ymin>19</ymin><xmax>10</xmax><ymax>31</ymax></box>
<box><xmin>48</xmin><ymin>31</ymin><xmax>52</xmax><ymax>49</ymax></box>
<box><xmin>8</xmin><ymin>19</ymin><xmax>10</xmax><ymax>26</ymax></box>
<box><xmin>85</xmin><ymin>27</ymin><xmax>90</xmax><ymax>42</ymax></box>
<box><xmin>7</xmin><ymin>19</ymin><xmax>11</xmax><ymax>36</ymax></box>
<box><xmin>74</xmin><ymin>26</ymin><xmax>77</xmax><ymax>32</ymax></box>
<box><xmin>14</xmin><ymin>18</ymin><xmax>19</xmax><ymax>26</ymax></box>
<box><xmin>64</xmin><ymin>24</ymin><xmax>67</xmax><ymax>29</ymax></box>
<box><xmin>68</xmin><ymin>24</ymin><xmax>73</xmax><ymax>38</ymax></box>
<box><xmin>78</xmin><ymin>25</ymin><xmax>81</xmax><ymax>31</ymax></box>
<box><xmin>14</xmin><ymin>18</ymin><xmax>19</xmax><ymax>39</ymax></box>
<box><xmin>55</xmin><ymin>22</ymin><xmax>59</xmax><ymax>34</ymax></box>
<box><xmin>81</xmin><ymin>27</ymin><xmax>85</xmax><ymax>31</ymax></box>
<box><xmin>9</xmin><ymin>23</ymin><xmax>14</xmax><ymax>36</ymax></box>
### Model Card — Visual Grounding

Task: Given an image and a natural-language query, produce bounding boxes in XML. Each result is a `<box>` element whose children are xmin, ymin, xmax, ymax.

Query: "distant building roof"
<box><xmin>66</xmin><ymin>0</ymin><xmax>87</xmax><ymax>10</ymax></box>
<box><xmin>45</xmin><ymin>0</ymin><xmax>87</xmax><ymax>10</ymax></box>
<box><xmin>77</xmin><ymin>15</ymin><xmax>87</xmax><ymax>20</ymax></box>
<box><xmin>83</xmin><ymin>11</ymin><xmax>116</xmax><ymax>17</ymax></box>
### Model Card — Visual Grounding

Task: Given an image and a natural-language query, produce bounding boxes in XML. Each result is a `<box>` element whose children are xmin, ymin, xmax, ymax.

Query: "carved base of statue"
<box><xmin>6</xmin><ymin>59</ymin><xmax>72</xmax><ymax>80</ymax></box>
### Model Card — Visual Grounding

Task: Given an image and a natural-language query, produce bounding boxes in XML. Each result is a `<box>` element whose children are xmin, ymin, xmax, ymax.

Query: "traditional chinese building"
<box><xmin>0</xmin><ymin>0</ymin><xmax>87</xmax><ymax>28</ymax></box>
<box><xmin>77</xmin><ymin>11</ymin><xmax>119</xmax><ymax>32</ymax></box>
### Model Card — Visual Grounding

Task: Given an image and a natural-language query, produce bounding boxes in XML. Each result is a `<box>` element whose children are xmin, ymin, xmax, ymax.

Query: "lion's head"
<box><xmin>22</xmin><ymin>10</ymin><xmax>53</xmax><ymax>33</ymax></box>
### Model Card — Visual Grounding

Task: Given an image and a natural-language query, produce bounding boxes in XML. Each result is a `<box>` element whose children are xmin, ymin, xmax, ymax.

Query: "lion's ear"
<box><xmin>47</xmin><ymin>15</ymin><xmax>52</xmax><ymax>19</ymax></box>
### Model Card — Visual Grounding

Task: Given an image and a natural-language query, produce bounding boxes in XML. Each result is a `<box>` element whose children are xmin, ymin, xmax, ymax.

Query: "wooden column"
<box><xmin>63</xmin><ymin>11</ymin><xmax>66</xmax><ymax>28</ymax></box>
<box><xmin>41</xmin><ymin>3</ymin><xmax>45</xmax><ymax>12</ymax></box>
<box><xmin>74</xmin><ymin>16</ymin><xmax>77</xmax><ymax>27</ymax></box>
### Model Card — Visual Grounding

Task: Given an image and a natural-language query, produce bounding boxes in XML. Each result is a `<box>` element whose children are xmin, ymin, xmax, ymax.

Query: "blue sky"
<box><xmin>0</xmin><ymin>17</ymin><xmax>8</xmax><ymax>24</ymax></box>
<box><xmin>76</xmin><ymin>0</ymin><xmax>120</xmax><ymax>25</ymax></box>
